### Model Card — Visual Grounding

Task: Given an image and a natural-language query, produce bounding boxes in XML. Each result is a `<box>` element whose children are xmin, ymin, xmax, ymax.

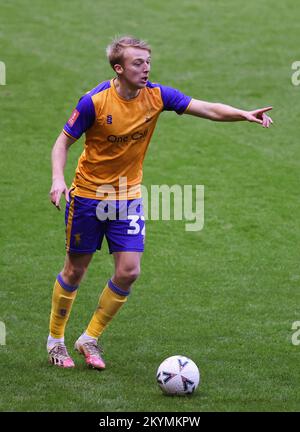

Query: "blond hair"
<box><xmin>106</xmin><ymin>36</ymin><xmax>151</xmax><ymax>70</ymax></box>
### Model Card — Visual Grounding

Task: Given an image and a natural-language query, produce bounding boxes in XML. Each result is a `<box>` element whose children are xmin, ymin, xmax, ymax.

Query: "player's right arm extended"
<box><xmin>49</xmin><ymin>131</ymin><xmax>76</xmax><ymax>211</ymax></box>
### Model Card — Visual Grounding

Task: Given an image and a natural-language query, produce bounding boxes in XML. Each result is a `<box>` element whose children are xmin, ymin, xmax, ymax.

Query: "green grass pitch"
<box><xmin>1</xmin><ymin>0</ymin><xmax>300</xmax><ymax>412</ymax></box>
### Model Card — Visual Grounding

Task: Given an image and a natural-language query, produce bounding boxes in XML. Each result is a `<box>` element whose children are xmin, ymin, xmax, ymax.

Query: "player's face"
<box><xmin>117</xmin><ymin>47</ymin><xmax>151</xmax><ymax>89</ymax></box>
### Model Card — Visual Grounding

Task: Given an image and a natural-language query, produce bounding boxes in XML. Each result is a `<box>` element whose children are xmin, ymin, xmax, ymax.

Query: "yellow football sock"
<box><xmin>86</xmin><ymin>280</ymin><xmax>129</xmax><ymax>339</ymax></box>
<box><xmin>49</xmin><ymin>274</ymin><xmax>78</xmax><ymax>339</ymax></box>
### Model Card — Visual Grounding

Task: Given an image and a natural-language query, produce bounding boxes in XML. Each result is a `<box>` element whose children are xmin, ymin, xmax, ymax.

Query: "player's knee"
<box><xmin>116</xmin><ymin>266</ymin><xmax>141</xmax><ymax>285</ymax></box>
<box><xmin>61</xmin><ymin>265</ymin><xmax>87</xmax><ymax>286</ymax></box>
<box><xmin>126</xmin><ymin>268</ymin><xmax>140</xmax><ymax>284</ymax></box>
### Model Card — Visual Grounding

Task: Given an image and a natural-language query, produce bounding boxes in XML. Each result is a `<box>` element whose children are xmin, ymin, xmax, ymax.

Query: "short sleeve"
<box><xmin>63</xmin><ymin>93</ymin><xmax>96</xmax><ymax>139</ymax></box>
<box><xmin>158</xmin><ymin>84</ymin><xmax>192</xmax><ymax>115</ymax></box>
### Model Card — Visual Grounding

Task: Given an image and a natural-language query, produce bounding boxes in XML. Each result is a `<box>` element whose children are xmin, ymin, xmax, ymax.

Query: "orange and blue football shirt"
<box><xmin>63</xmin><ymin>78</ymin><xmax>191</xmax><ymax>200</ymax></box>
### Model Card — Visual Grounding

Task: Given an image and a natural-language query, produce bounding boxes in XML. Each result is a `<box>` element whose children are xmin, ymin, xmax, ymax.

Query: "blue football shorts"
<box><xmin>65</xmin><ymin>191</ymin><xmax>145</xmax><ymax>254</ymax></box>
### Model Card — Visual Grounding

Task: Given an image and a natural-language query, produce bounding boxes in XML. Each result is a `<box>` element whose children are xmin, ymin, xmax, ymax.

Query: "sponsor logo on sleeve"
<box><xmin>68</xmin><ymin>109</ymin><xmax>80</xmax><ymax>127</ymax></box>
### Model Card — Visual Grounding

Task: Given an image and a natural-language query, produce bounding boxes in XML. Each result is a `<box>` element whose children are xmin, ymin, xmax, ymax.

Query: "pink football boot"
<box><xmin>74</xmin><ymin>339</ymin><xmax>106</xmax><ymax>370</ymax></box>
<box><xmin>48</xmin><ymin>343</ymin><xmax>75</xmax><ymax>368</ymax></box>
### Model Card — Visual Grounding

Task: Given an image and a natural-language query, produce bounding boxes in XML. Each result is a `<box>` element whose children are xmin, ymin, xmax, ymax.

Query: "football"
<box><xmin>156</xmin><ymin>355</ymin><xmax>200</xmax><ymax>396</ymax></box>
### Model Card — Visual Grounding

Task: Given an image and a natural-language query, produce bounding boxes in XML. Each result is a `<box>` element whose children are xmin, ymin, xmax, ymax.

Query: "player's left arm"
<box><xmin>185</xmin><ymin>99</ymin><xmax>273</xmax><ymax>128</ymax></box>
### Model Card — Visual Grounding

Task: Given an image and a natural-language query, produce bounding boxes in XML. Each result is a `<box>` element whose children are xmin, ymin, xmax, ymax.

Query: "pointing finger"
<box><xmin>257</xmin><ymin>106</ymin><xmax>273</xmax><ymax>114</ymax></box>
